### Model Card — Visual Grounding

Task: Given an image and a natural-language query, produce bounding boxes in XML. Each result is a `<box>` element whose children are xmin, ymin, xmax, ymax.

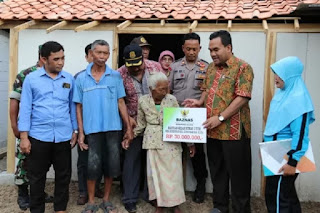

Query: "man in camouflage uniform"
<box><xmin>9</xmin><ymin>45</ymin><xmax>53</xmax><ymax>210</ymax></box>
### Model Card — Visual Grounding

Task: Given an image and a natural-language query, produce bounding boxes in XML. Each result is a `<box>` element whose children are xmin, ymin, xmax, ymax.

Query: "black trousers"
<box><xmin>121</xmin><ymin>136</ymin><xmax>148</xmax><ymax>204</ymax></box>
<box><xmin>191</xmin><ymin>143</ymin><xmax>208</xmax><ymax>182</ymax></box>
<box><xmin>265</xmin><ymin>174</ymin><xmax>301</xmax><ymax>213</ymax></box>
<box><xmin>207</xmin><ymin>138</ymin><xmax>252</xmax><ymax>213</ymax></box>
<box><xmin>28</xmin><ymin>137</ymin><xmax>71</xmax><ymax>213</ymax></box>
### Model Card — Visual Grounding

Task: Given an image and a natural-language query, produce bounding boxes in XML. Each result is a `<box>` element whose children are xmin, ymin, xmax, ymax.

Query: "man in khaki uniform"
<box><xmin>169</xmin><ymin>32</ymin><xmax>209</xmax><ymax>203</ymax></box>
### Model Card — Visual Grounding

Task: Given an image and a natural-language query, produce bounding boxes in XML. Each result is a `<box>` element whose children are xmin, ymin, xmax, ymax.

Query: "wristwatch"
<box><xmin>73</xmin><ymin>130</ymin><xmax>79</xmax><ymax>134</ymax></box>
<box><xmin>218</xmin><ymin>114</ymin><xmax>225</xmax><ymax>122</ymax></box>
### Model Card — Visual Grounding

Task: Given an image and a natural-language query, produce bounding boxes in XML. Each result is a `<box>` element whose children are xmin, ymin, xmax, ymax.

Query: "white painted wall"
<box><xmin>18</xmin><ymin>29</ymin><xmax>114</xmax><ymax>180</ymax></box>
<box><xmin>276</xmin><ymin>33</ymin><xmax>320</xmax><ymax>202</ymax></box>
<box><xmin>186</xmin><ymin>32</ymin><xmax>266</xmax><ymax>197</ymax></box>
<box><xmin>0</xmin><ymin>30</ymin><xmax>9</xmax><ymax>149</ymax></box>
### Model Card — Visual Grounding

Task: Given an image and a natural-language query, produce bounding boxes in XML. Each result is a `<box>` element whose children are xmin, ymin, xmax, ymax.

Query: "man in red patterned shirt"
<box><xmin>118</xmin><ymin>44</ymin><xmax>163</xmax><ymax>213</ymax></box>
<box><xmin>184</xmin><ymin>30</ymin><xmax>254</xmax><ymax>213</ymax></box>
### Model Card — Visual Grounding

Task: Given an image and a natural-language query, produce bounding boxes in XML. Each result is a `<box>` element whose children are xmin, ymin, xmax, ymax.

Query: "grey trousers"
<box><xmin>122</xmin><ymin>136</ymin><xmax>149</xmax><ymax>204</ymax></box>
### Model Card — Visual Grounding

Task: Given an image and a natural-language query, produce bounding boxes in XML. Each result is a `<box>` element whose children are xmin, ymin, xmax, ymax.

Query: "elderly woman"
<box><xmin>264</xmin><ymin>56</ymin><xmax>315</xmax><ymax>213</ymax></box>
<box><xmin>133</xmin><ymin>72</ymin><xmax>194</xmax><ymax>213</ymax></box>
<box><xmin>158</xmin><ymin>50</ymin><xmax>175</xmax><ymax>76</ymax></box>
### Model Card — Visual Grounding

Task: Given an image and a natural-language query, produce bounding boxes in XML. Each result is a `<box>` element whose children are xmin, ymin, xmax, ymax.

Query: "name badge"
<box><xmin>63</xmin><ymin>83</ymin><xmax>70</xmax><ymax>88</ymax></box>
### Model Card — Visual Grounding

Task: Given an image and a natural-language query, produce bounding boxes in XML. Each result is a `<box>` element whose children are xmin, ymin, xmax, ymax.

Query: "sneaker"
<box><xmin>17</xmin><ymin>185</ymin><xmax>29</xmax><ymax>210</ymax></box>
<box><xmin>124</xmin><ymin>202</ymin><xmax>137</xmax><ymax>213</ymax></box>
<box><xmin>77</xmin><ymin>194</ymin><xmax>88</xmax><ymax>205</ymax></box>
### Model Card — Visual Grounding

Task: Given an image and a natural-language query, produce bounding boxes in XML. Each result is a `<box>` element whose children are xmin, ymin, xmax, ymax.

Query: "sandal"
<box><xmin>82</xmin><ymin>204</ymin><xmax>99</xmax><ymax>213</ymax></box>
<box><xmin>99</xmin><ymin>201</ymin><xmax>116</xmax><ymax>213</ymax></box>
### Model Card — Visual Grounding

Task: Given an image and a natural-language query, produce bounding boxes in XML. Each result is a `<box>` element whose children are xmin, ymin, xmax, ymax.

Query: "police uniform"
<box><xmin>168</xmin><ymin>57</ymin><xmax>209</xmax><ymax>203</ymax></box>
<box><xmin>169</xmin><ymin>57</ymin><xmax>208</xmax><ymax>105</ymax></box>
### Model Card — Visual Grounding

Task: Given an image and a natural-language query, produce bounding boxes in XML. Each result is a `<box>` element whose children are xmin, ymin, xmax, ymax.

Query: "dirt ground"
<box><xmin>0</xmin><ymin>181</ymin><xmax>319</xmax><ymax>213</ymax></box>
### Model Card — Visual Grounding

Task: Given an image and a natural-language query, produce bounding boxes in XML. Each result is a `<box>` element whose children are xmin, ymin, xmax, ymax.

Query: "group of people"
<box><xmin>9</xmin><ymin>30</ymin><xmax>315</xmax><ymax>213</ymax></box>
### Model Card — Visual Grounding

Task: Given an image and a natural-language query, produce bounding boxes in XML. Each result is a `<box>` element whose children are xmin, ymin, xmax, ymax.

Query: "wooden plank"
<box><xmin>117</xmin><ymin>20</ymin><xmax>132</xmax><ymax>30</ymax></box>
<box><xmin>189</xmin><ymin>20</ymin><xmax>198</xmax><ymax>32</ymax></box>
<box><xmin>112</xmin><ymin>26</ymin><xmax>119</xmax><ymax>70</ymax></box>
<box><xmin>74</xmin><ymin>21</ymin><xmax>100</xmax><ymax>32</ymax></box>
<box><xmin>0</xmin><ymin>20</ymin><xmax>4</xmax><ymax>26</ymax></box>
<box><xmin>261</xmin><ymin>31</ymin><xmax>277</xmax><ymax>197</ymax></box>
<box><xmin>46</xmin><ymin>20</ymin><xmax>68</xmax><ymax>33</ymax></box>
<box><xmin>13</xmin><ymin>20</ymin><xmax>37</xmax><ymax>32</ymax></box>
<box><xmin>160</xmin><ymin>19</ymin><xmax>165</xmax><ymax>26</ymax></box>
<box><xmin>7</xmin><ymin>28</ymin><xmax>19</xmax><ymax>174</ymax></box>
<box><xmin>227</xmin><ymin>20</ymin><xmax>232</xmax><ymax>31</ymax></box>
<box><xmin>262</xmin><ymin>20</ymin><xmax>268</xmax><ymax>33</ymax></box>
<box><xmin>294</xmin><ymin>18</ymin><xmax>300</xmax><ymax>32</ymax></box>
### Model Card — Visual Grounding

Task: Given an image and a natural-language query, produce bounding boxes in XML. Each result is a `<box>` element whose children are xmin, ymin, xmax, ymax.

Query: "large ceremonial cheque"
<box><xmin>259</xmin><ymin>139</ymin><xmax>316</xmax><ymax>176</ymax></box>
<box><xmin>163</xmin><ymin>107</ymin><xmax>207</xmax><ymax>143</ymax></box>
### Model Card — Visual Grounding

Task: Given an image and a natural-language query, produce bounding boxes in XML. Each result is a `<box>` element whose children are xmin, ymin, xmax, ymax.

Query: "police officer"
<box><xmin>169</xmin><ymin>33</ymin><xmax>209</xmax><ymax>203</ymax></box>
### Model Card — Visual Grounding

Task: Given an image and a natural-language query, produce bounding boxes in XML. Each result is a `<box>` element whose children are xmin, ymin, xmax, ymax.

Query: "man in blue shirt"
<box><xmin>73</xmin><ymin>40</ymin><xmax>133</xmax><ymax>213</ymax></box>
<box><xmin>75</xmin><ymin>43</ymin><xmax>104</xmax><ymax>205</ymax></box>
<box><xmin>18</xmin><ymin>41</ymin><xmax>78</xmax><ymax>213</ymax></box>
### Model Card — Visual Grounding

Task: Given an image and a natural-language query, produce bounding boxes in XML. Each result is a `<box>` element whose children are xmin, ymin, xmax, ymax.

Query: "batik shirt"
<box><xmin>9</xmin><ymin>63</ymin><xmax>39</xmax><ymax>101</ymax></box>
<box><xmin>202</xmin><ymin>56</ymin><xmax>254</xmax><ymax>140</ymax></box>
<box><xmin>118</xmin><ymin>59</ymin><xmax>162</xmax><ymax>120</ymax></box>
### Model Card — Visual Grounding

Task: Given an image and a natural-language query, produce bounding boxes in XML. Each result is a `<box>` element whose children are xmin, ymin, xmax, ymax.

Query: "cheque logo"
<box><xmin>180</xmin><ymin>109</ymin><xmax>189</xmax><ymax>117</ymax></box>
<box><xmin>176</xmin><ymin>110</ymin><xmax>193</xmax><ymax>122</ymax></box>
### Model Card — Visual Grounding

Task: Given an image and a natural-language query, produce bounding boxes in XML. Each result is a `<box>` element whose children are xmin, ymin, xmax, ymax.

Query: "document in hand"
<box><xmin>259</xmin><ymin>139</ymin><xmax>316</xmax><ymax>176</ymax></box>
<box><xmin>163</xmin><ymin>107</ymin><xmax>207</xmax><ymax>143</ymax></box>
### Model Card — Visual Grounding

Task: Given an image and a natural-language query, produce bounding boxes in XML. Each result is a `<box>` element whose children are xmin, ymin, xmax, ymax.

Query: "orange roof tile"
<box><xmin>0</xmin><ymin>0</ymin><xmax>319</xmax><ymax>21</ymax></box>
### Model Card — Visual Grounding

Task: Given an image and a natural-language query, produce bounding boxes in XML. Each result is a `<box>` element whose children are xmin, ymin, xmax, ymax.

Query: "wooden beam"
<box><xmin>117</xmin><ymin>20</ymin><xmax>132</xmax><ymax>30</ymax></box>
<box><xmin>294</xmin><ymin>18</ymin><xmax>300</xmax><ymax>32</ymax></box>
<box><xmin>189</xmin><ymin>20</ymin><xmax>198</xmax><ymax>32</ymax></box>
<box><xmin>13</xmin><ymin>20</ymin><xmax>37</xmax><ymax>32</ymax></box>
<box><xmin>261</xmin><ymin>31</ymin><xmax>277</xmax><ymax>197</ymax></box>
<box><xmin>227</xmin><ymin>20</ymin><xmax>232</xmax><ymax>31</ymax></box>
<box><xmin>46</xmin><ymin>21</ymin><xmax>68</xmax><ymax>33</ymax></box>
<box><xmin>262</xmin><ymin>20</ymin><xmax>268</xmax><ymax>33</ymax></box>
<box><xmin>7</xmin><ymin>28</ymin><xmax>19</xmax><ymax>174</ymax></box>
<box><xmin>74</xmin><ymin>21</ymin><xmax>100</xmax><ymax>32</ymax></box>
<box><xmin>267</xmin><ymin>17</ymin><xmax>301</xmax><ymax>21</ymax></box>
<box><xmin>112</xmin><ymin>26</ymin><xmax>119</xmax><ymax>70</ymax></box>
<box><xmin>0</xmin><ymin>20</ymin><xmax>4</xmax><ymax>26</ymax></box>
<box><xmin>160</xmin><ymin>19</ymin><xmax>165</xmax><ymax>26</ymax></box>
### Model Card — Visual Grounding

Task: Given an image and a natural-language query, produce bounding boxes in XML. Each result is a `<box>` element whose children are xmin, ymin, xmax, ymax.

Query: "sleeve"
<box><xmin>117</xmin><ymin>74</ymin><xmax>126</xmax><ymax>99</ymax></box>
<box><xmin>287</xmin><ymin>113</ymin><xmax>310</xmax><ymax>167</ymax></box>
<box><xmin>70</xmin><ymin>77</ymin><xmax>78</xmax><ymax>130</ymax></box>
<box><xmin>235</xmin><ymin>63</ymin><xmax>254</xmax><ymax>99</ymax></box>
<box><xmin>72</xmin><ymin>77</ymin><xmax>83</xmax><ymax>104</ymax></box>
<box><xmin>18</xmin><ymin>76</ymin><xmax>32</xmax><ymax>132</ymax></box>
<box><xmin>9</xmin><ymin>73</ymin><xmax>23</xmax><ymax>100</ymax></box>
<box><xmin>134</xmin><ymin>99</ymin><xmax>147</xmax><ymax>137</ymax></box>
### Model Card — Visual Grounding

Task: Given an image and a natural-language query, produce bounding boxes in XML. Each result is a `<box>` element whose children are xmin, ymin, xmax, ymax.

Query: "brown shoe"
<box><xmin>77</xmin><ymin>194</ymin><xmax>88</xmax><ymax>205</ymax></box>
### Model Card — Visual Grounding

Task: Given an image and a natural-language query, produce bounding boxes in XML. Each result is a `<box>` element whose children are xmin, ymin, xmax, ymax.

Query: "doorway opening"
<box><xmin>117</xmin><ymin>34</ymin><xmax>185</xmax><ymax>68</ymax></box>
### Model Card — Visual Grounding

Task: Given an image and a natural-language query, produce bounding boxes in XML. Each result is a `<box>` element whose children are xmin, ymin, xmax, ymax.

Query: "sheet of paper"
<box><xmin>163</xmin><ymin>107</ymin><xmax>207</xmax><ymax>143</ymax></box>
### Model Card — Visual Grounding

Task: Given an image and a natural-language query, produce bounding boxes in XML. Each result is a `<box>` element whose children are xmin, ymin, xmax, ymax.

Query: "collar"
<box><xmin>86</xmin><ymin>62</ymin><xmax>111</xmax><ymax>77</ymax></box>
<box><xmin>224</xmin><ymin>55</ymin><xmax>237</xmax><ymax>68</ymax></box>
<box><xmin>39</xmin><ymin>67</ymin><xmax>65</xmax><ymax>78</ymax></box>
